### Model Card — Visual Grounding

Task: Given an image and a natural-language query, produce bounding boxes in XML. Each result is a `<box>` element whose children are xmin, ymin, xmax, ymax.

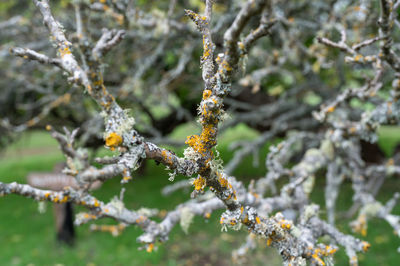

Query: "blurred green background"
<box><xmin>0</xmin><ymin>125</ymin><xmax>399</xmax><ymax>266</ymax></box>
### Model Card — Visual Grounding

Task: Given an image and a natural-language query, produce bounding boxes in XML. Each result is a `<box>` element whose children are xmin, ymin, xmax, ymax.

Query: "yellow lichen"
<box><xmin>312</xmin><ymin>254</ymin><xmax>325</xmax><ymax>266</ymax></box>
<box><xmin>146</xmin><ymin>243</ymin><xmax>154</xmax><ymax>253</ymax></box>
<box><xmin>354</xmin><ymin>214</ymin><xmax>368</xmax><ymax>236</ymax></box>
<box><xmin>362</xmin><ymin>241</ymin><xmax>370</xmax><ymax>252</ymax></box>
<box><xmin>136</xmin><ymin>216</ymin><xmax>146</xmax><ymax>224</ymax></box>
<box><xmin>105</xmin><ymin>132</ymin><xmax>123</xmax><ymax>150</ymax></box>
<box><xmin>193</xmin><ymin>176</ymin><xmax>206</xmax><ymax>191</ymax></box>
<box><xmin>123</xmin><ymin>176</ymin><xmax>132</xmax><ymax>182</ymax></box>
<box><xmin>280</xmin><ymin>220</ymin><xmax>291</xmax><ymax>229</ymax></box>
<box><xmin>326</xmin><ymin>245</ymin><xmax>337</xmax><ymax>255</ymax></box>
<box><xmin>60</xmin><ymin>196</ymin><xmax>69</xmax><ymax>203</ymax></box>
<box><xmin>218</xmin><ymin>176</ymin><xmax>228</xmax><ymax>187</ymax></box>
<box><xmin>93</xmin><ymin>78</ymin><xmax>104</xmax><ymax>87</ymax></box>
<box><xmin>203</xmin><ymin>90</ymin><xmax>212</xmax><ymax>100</ymax></box>
<box><xmin>243</xmin><ymin>215</ymin><xmax>249</xmax><ymax>224</ymax></box>
<box><xmin>161</xmin><ymin>150</ymin><xmax>173</xmax><ymax>165</ymax></box>
<box><xmin>326</xmin><ymin>106</ymin><xmax>335</xmax><ymax>113</ymax></box>
<box><xmin>59</xmin><ymin>47</ymin><xmax>71</xmax><ymax>58</ymax></box>
<box><xmin>219</xmin><ymin>59</ymin><xmax>233</xmax><ymax>75</ymax></box>
<box><xmin>354</xmin><ymin>54</ymin><xmax>363</xmax><ymax>62</ymax></box>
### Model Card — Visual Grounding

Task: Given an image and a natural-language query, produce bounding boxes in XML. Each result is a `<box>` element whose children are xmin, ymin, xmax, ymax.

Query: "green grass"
<box><xmin>378</xmin><ymin>125</ymin><xmax>400</xmax><ymax>156</ymax></box>
<box><xmin>0</xmin><ymin>125</ymin><xmax>399</xmax><ymax>265</ymax></box>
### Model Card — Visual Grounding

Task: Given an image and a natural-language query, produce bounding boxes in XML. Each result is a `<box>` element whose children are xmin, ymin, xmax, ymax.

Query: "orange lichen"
<box><xmin>256</xmin><ymin>217</ymin><xmax>261</xmax><ymax>224</ymax></box>
<box><xmin>354</xmin><ymin>54</ymin><xmax>363</xmax><ymax>62</ymax></box>
<box><xmin>136</xmin><ymin>216</ymin><xmax>146</xmax><ymax>224</ymax></box>
<box><xmin>93</xmin><ymin>78</ymin><xmax>104</xmax><ymax>87</ymax></box>
<box><xmin>218</xmin><ymin>176</ymin><xmax>228</xmax><ymax>187</ymax></box>
<box><xmin>280</xmin><ymin>220</ymin><xmax>291</xmax><ymax>229</ymax></box>
<box><xmin>122</xmin><ymin>176</ymin><xmax>132</xmax><ymax>182</ymax></box>
<box><xmin>326</xmin><ymin>245</ymin><xmax>337</xmax><ymax>255</ymax></box>
<box><xmin>59</xmin><ymin>47</ymin><xmax>71</xmax><ymax>58</ymax></box>
<box><xmin>243</xmin><ymin>215</ymin><xmax>250</xmax><ymax>225</ymax></box>
<box><xmin>161</xmin><ymin>150</ymin><xmax>173</xmax><ymax>165</ymax></box>
<box><xmin>219</xmin><ymin>59</ymin><xmax>233</xmax><ymax>76</ymax></box>
<box><xmin>185</xmin><ymin>135</ymin><xmax>201</xmax><ymax>151</ymax></box>
<box><xmin>193</xmin><ymin>176</ymin><xmax>206</xmax><ymax>191</ymax></box>
<box><xmin>203</xmin><ymin>39</ymin><xmax>211</xmax><ymax>59</ymax></box>
<box><xmin>312</xmin><ymin>253</ymin><xmax>325</xmax><ymax>266</ymax></box>
<box><xmin>354</xmin><ymin>214</ymin><xmax>368</xmax><ymax>236</ymax></box>
<box><xmin>362</xmin><ymin>241</ymin><xmax>371</xmax><ymax>252</ymax></box>
<box><xmin>146</xmin><ymin>243</ymin><xmax>154</xmax><ymax>253</ymax></box>
<box><xmin>326</xmin><ymin>106</ymin><xmax>335</xmax><ymax>113</ymax></box>
<box><xmin>60</xmin><ymin>196</ymin><xmax>69</xmax><ymax>203</ymax></box>
<box><xmin>203</xmin><ymin>90</ymin><xmax>212</xmax><ymax>100</ymax></box>
<box><xmin>105</xmin><ymin>132</ymin><xmax>123</xmax><ymax>150</ymax></box>
<box><xmin>185</xmin><ymin>126</ymin><xmax>216</xmax><ymax>156</ymax></box>
<box><xmin>200</xmin><ymin>124</ymin><xmax>216</xmax><ymax>145</ymax></box>
<box><xmin>267</xmin><ymin>238</ymin><xmax>272</xmax><ymax>246</ymax></box>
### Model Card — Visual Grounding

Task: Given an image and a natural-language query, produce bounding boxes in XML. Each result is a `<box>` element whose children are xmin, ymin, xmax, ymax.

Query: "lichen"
<box><xmin>105</xmin><ymin>132</ymin><xmax>123</xmax><ymax>150</ymax></box>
